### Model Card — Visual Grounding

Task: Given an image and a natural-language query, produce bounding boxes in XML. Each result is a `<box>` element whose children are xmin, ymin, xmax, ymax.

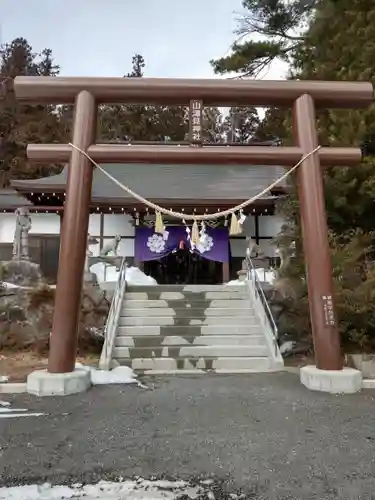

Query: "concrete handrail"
<box><xmin>245</xmin><ymin>255</ymin><xmax>283</xmax><ymax>365</ymax></box>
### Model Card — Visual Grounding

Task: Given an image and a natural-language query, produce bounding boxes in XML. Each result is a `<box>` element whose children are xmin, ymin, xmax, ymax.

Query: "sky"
<box><xmin>1</xmin><ymin>0</ymin><xmax>287</xmax><ymax>80</ymax></box>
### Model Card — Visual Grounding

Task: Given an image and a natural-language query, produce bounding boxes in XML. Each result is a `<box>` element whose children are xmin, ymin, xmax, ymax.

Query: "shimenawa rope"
<box><xmin>68</xmin><ymin>142</ymin><xmax>321</xmax><ymax>224</ymax></box>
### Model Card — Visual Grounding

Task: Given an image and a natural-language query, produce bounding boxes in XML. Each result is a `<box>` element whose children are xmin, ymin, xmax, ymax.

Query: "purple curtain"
<box><xmin>135</xmin><ymin>226</ymin><xmax>229</xmax><ymax>263</ymax></box>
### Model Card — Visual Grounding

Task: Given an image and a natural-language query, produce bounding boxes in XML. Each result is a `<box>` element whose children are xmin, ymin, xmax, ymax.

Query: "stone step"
<box><xmin>114</xmin><ymin>335</ymin><xmax>266</xmax><ymax>347</ymax></box>
<box><xmin>120</xmin><ymin>307</ymin><xmax>255</xmax><ymax>317</ymax></box>
<box><xmin>113</xmin><ymin>345</ymin><xmax>269</xmax><ymax>358</ymax></box>
<box><xmin>114</xmin><ymin>356</ymin><xmax>272</xmax><ymax>372</ymax></box>
<box><xmin>123</xmin><ymin>299</ymin><xmax>252</xmax><ymax>309</ymax></box>
<box><xmin>124</xmin><ymin>291</ymin><xmax>248</xmax><ymax>300</ymax></box>
<box><xmin>118</xmin><ymin>315</ymin><xmax>257</xmax><ymax>327</ymax></box>
<box><xmin>117</xmin><ymin>325</ymin><xmax>262</xmax><ymax>336</ymax></box>
<box><xmin>126</xmin><ymin>285</ymin><xmax>245</xmax><ymax>292</ymax></box>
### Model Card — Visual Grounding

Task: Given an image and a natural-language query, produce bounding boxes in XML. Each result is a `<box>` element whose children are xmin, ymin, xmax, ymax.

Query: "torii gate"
<box><xmin>10</xmin><ymin>77</ymin><xmax>373</xmax><ymax>389</ymax></box>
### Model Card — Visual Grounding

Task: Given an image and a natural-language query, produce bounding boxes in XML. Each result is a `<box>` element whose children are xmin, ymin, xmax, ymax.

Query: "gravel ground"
<box><xmin>1</xmin><ymin>372</ymin><xmax>375</xmax><ymax>499</ymax></box>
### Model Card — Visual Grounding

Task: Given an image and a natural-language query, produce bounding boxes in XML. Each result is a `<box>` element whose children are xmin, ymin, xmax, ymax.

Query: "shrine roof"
<box><xmin>10</xmin><ymin>163</ymin><xmax>286</xmax><ymax>203</ymax></box>
<box><xmin>0</xmin><ymin>188</ymin><xmax>32</xmax><ymax>209</ymax></box>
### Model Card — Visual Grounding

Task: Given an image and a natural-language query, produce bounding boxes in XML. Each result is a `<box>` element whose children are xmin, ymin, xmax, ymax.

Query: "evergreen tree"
<box><xmin>202</xmin><ymin>107</ymin><xmax>224</xmax><ymax>143</ymax></box>
<box><xmin>290</xmin><ymin>0</ymin><xmax>375</xmax><ymax>347</ymax></box>
<box><xmin>0</xmin><ymin>38</ymin><xmax>66</xmax><ymax>186</ymax></box>
<box><xmin>223</xmin><ymin>107</ymin><xmax>260</xmax><ymax>143</ymax></box>
<box><xmin>252</xmin><ymin>107</ymin><xmax>290</xmax><ymax>143</ymax></box>
<box><xmin>210</xmin><ymin>0</ymin><xmax>316</xmax><ymax>77</ymax></box>
<box><xmin>98</xmin><ymin>54</ymin><xmax>188</xmax><ymax>142</ymax></box>
<box><xmin>127</xmin><ymin>54</ymin><xmax>145</xmax><ymax>77</ymax></box>
<box><xmin>210</xmin><ymin>0</ymin><xmax>375</xmax><ymax>349</ymax></box>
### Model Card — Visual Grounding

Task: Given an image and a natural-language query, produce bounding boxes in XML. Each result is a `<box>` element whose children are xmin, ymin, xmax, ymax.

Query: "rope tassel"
<box><xmin>154</xmin><ymin>211</ymin><xmax>165</xmax><ymax>234</ymax></box>
<box><xmin>191</xmin><ymin>221</ymin><xmax>200</xmax><ymax>245</ymax></box>
<box><xmin>229</xmin><ymin>213</ymin><xmax>242</xmax><ymax>235</ymax></box>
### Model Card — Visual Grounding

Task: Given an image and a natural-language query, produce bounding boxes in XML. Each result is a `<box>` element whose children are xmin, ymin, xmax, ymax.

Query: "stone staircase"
<box><xmin>111</xmin><ymin>284</ymin><xmax>283</xmax><ymax>373</ymax></box>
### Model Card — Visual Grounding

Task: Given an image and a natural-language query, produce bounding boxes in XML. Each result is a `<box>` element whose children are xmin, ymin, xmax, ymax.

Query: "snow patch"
<box><xmin>1</xmin><ymin>281</ymin><xmax>56</xmax><ymax>290</ymax></box>
<box><xmin>75</xmin><ymin>363</ymin><xmax>147</xmax><ymax>388</ymax></box>
<box><xmin>0</xmin><ymin>408</ymin><xmax>28</xmax><ymax>413</ymax></box>
<box><xmin>279</xmin><ymin>340</ymin><xmax>296</xmax><ymax>355</ymax></box>
<box><xmin>125</xmin><ymin>266</ymin><xmax>158</xmax><ymax>286</ymax></box>
<box><xmin>256</xmin><ymin>269</ymin><xmax>275</xmax><ymax>284</ymax></box>
<box><xmin>2</xmin><ymin>281</ymin><xmax>23</xmax><ymax>289</ymax></box>
<box><xmin>0</xmin><ymin>400</ymin><xmax>44</xmax><ymax>419</ymax></box>
<box><xmin>224</xmin><ymin>269</ymin><xmax>275</xmax><ymax>285</ymax></box>
<box><xmin>226</xmin><ymin>279</ymin><xmax>246</xmax><ymax>286</ymax></box>
<box><xmin>0</xmin><ymin>478</ymin><xmax>214</xmax><ymax>499</ymax></box>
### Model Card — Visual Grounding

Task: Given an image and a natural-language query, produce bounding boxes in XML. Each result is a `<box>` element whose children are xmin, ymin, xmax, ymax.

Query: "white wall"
<box><xmin>230</xmin><ymin>239</ymin><xmax>247</xmax><ymax>258</ymax></box>
<box><xmin>240</xmin><ymin>216</ymin><xmax>255</xmax><ymax>236</ymax></box>
<box><xmin>87</xmin><ymin>214</ymin><xmax>101</xmax><ymax>235</ymax></box>
<box><xmin>0</xmin><ymin>213</ymin><xmax>135</xmax><ymax>283</ymax></box>
<box><xmin>0</xmin><ymin>213</ymin><xmax>18</xmax><ymax>243</ymax></box>
<box><xmin>232</xmin><ymin>214</ymin><xmax>284</xmax><ymax>239</ymax></box>
<box><xmin>0</xmin><ymin>213</ymin><xmax>61</xmax><ymax>243</ymax></box>
<box><xmin>257</xmin><ymin>239</ymin><xmax>277</xmax><ymax>258</ymax></box>
<box><xmin>229</xmin><ymin>215</ymin><xmax>284</xmax><ymax>258</ymax></box>
<box><xmin>88</xmin><ymin>214</ymin><xmax>134</xmax><ymax>237</ymax></box>
<box><xmin>88</xmin><ymin>214</ymin><xmax>135</xmax><ymax>258</ymax></box>
<box><xmin>0</xmin><ymin>213</ymin><xmax>135</xmax><ymax>250</ymax></box>
<box><xmin>103</xmin><ymin>214</ymin><xmax>134</xmax><ymax>237</ymax></box>
<box><xmin>230</xmin><ymin>237</ymin><xmax>277</xmax><ymax>258</ymax></box>
<box><xmin>258</xmin><ymin>214</ymin><xmax>284</xmax><ymax>237</ymax></box>
<box><xmin>103</xmin><ymin>214</ymin><xmax>134</xmax><ymax>257</ymax></box>
<box><xmin>88</xmin><ymin>214</ymin><xmax>134</xmax><ymax>282</ymax></box>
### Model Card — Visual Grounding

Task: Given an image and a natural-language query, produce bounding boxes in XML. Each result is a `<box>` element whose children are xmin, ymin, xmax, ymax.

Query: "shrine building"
<box><xmin>0</xmin><ymin>153</ymin><xmax>286</xmax><ymax>284</ymax></box>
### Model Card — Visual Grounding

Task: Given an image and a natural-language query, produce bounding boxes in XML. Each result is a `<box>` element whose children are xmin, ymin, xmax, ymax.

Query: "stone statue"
<box><xmin>99</xmin><ymin>235</ymin><xmax>121</xmax><ymax>257</ymax></box>
<box><xmin>275</xmin><ymin>240</ymin><xmax>296</xmax><ymax>273</ymax></box>
<box><xmin>85</xmin><ymin>234</ymin><xmax>99</xmax><ymax>273</ymax></box>
<box><xmin>13</xmin><ymin>207</ymin><xmax>32</xmax><ymax>261</ymax></box>
<box><xmin>85</xmin><ymin>235</ymin><xmax>123</xmax><ymax>273</ymax></box>
<box><xmin>245</xmin><ymin>236</ymin><xmax>265</xmax><ymax>260</ymax></box>
<box><xmin>272</xmin><ymin>239</ymin><xmax>300</xmax><ymax>300</ymax></box>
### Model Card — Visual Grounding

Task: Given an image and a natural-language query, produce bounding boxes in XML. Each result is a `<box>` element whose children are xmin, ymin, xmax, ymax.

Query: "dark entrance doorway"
<box><xmin>144</xmin><ymin>248</ymin><xmax>222</xmax><ymax>284</ymax></box>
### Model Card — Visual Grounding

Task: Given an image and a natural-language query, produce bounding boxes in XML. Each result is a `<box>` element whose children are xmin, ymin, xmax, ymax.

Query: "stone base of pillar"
<box><xmin>27</xmin><ymin>369</ymin><xmax>91</xmax><ymax>396</ymax></box>
<box><xmin>300</xmin><ymin>365</ymin><xmax>362</xmax><ymax>394</ymax></box>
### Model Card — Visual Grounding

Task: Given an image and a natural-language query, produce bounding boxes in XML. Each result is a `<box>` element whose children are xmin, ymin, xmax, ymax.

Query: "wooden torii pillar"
<box><xmin>11</xmin><ymin>77</ymin><xmax>373</xmax><ymax>374</ymax></box>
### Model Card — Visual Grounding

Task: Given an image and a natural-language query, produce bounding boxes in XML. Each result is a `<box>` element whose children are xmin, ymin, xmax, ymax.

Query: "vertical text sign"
<box><xmin>322</xmin><ymin>295</ymin><xmax>336</xmax><ymax>326</ymax></box>
<box><xmin>189</xmin><ymin>99</ymin><xmax>203</xmax><ymax>145</ymax></box>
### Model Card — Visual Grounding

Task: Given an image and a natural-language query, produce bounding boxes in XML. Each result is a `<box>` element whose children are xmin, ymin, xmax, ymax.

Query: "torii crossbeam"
<box><xmin>9</xmin><ymin>76</ymin><xmax>374</xmax><ymax>375</ymax></box>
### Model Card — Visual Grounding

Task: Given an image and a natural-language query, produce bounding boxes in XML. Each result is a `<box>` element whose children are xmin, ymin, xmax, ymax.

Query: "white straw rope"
<box><xmin>68</xmin><ymin>142</ymin><xmax>321</xmax><ymax>221</ymax></box>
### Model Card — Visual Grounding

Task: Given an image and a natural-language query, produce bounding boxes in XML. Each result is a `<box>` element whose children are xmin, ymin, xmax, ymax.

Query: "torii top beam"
<box><xmin>11</xmin><ymin>76</ymin><xmax>374</xmax><ymax>107</ymax></box>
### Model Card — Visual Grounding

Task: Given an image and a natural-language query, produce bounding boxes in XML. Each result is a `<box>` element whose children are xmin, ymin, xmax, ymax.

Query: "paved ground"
<box><xmin>1</xmin><ymin>373</ymin><xmax>375</xmax><ymax>499</ymax></box>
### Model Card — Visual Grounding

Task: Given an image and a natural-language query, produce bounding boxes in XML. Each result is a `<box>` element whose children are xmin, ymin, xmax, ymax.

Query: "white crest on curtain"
<box><xmin>196</xmin><ymin>235</ymin><xmax>214</xmax><ymax>254</ymax></box>
<box><xmin>146</xmin><ymin>234</ymin><xmax>166</xmax><ymax>253</ymax></box>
